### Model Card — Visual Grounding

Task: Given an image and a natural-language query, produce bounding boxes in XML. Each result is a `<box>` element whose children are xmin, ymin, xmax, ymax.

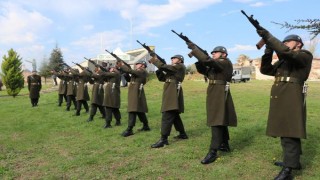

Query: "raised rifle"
<box><xmin>171</xmin><ymin>29</ymin><xmax>208</xmax><ymax>58</ymax></box>
<box><xmin>105</xmin><ymin>49</ymin><xmax>131</xmax><ymax>68</ymax></box>
<box><xmin>72</xmin><ymin>61</ymin><xmax>93</xmax><ymax>74</ymax></box>
<box><xmin>84</xmin><ymin>57</ymin><xmax>108</xmax><ymax>72</ymax></box>
<box><xmin>136</xmin><ymin>40</ymin><xmax>166</xmax><ymax>64</ymax></box>
<box><xmin>241</xmin><ymin>10</ymin><xmax>265</xmax><ymax>49</ymax></box>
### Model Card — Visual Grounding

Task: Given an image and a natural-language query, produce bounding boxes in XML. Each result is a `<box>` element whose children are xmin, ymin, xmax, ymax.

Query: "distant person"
<box><xmin>65</xmin><ymin>69</ymin><xmax>77</xmax><ymax>111</ymax></box>
<box><xmin>52</xmin><ymin>74</ymin><xmax>58</xmax><ymax>86</ymax></box>
<box><xmin>149</xmin><ymin>54</ymin><xmax>188</xmax><ymax>148</ymax></box>
<box><xmin>27</xmin><ymin>70</ymin><xmax>42</xmax><ymax>107</ymax></box>
<box><xmin>51</xmin><ymin>69</ymin><xmax>67</xmax><ymax>106</ymax></box>
<box><xmin>0</xmin><ymin>79</ymin><xmax>3</xmax><ymax>91</ymax></box>
<box><xmin>118</xmin><ymin>60</ymin><xmax>150</xmax><ymax>137</ymax></box>
<box><xmin>186</xmin><ymin>44</ymin><xmax>237</xmax><ymax>165</ymax></box>
<box><xmin>258</xmin><ymin>29</ymin><xmax>313</xmax><ymax>179</ymax></box>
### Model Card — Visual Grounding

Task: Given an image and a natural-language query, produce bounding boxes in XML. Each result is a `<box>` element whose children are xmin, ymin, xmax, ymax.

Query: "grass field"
<box><xmin>0</xmin><ymin>77</ymin><xmax>319</xmax><ymax>179</ymax></box>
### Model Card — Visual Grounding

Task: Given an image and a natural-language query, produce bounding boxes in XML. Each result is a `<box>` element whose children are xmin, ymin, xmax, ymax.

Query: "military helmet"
<box><xmin>171</xmin><ymin>54</ymin><xmax>184</xmax><ymax>63</ymax></box>
<box><xmin>283</xmin><ymin>34</ymin><xmax>304</xmax><ymax>47</ymax></box>
<box><xmin>101</xmin><ymin>61</ymin><xmax>109</xmax><ymax>67</ymax></box>
<box><xmin>135</xmin><ymin>60</ymin><xmax>147</xmax><ymax>67</ymax></box>
<box><xmin>73</xmin><ymin>68</ymin><xmax>79</xmax><ymax>73</ymax></box>
<box><xmin>211</xmin><ymin>46</ymin><xmax>228</xmax><ymax>55</ymax></box>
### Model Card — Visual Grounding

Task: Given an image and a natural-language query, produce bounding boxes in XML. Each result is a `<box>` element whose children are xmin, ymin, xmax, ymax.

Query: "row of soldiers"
<box><xmin>27</xmin><ymin>28</ymin><xmax>312</xmax><ymax>179</ymax></box>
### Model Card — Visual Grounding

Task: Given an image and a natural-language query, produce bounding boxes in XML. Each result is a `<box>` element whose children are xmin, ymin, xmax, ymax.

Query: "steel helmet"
<box><xmin>135</xmin><ymin>60</ymin><xmax>147</xmax><ymax>67</ymax></box>
<box><xmin>171</xmin><ymin>54</ymin><xmax>184</xmax><ymax>63</ymax></box>
<box><xmin>211</xmin><ymin>46</ymin><xmax>228</xmax><ymax>55</ymax></box>
<box><xmin>283</xmin><ymin>34</ymin><xmax>304</xmax><ymax>47</ymax></box>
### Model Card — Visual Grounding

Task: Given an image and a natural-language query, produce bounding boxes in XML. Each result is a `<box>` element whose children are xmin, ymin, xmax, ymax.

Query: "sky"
<box><xmin>0</xmin><ymin>0</ymin><xmax>319</xmax><ymax>71</ymax></box>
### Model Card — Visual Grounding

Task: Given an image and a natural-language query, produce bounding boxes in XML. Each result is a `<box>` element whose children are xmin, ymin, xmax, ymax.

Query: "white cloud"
<box><xmin>228</xmin><ymin>44</ymin><xmax>257</xmax><ymax>52</ymax></box>
<box><xmin>0</xmin><ymin>2</ymin><xmax>53</xmax><ymax>44</ymax></box>
<box><xmin>249</xmin><ymin>2</ymin><xmax>267</xmax><ymax>7</ymax></box>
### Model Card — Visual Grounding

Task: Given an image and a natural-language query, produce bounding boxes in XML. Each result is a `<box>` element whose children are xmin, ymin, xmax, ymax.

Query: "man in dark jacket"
<box><xmin>149</xmin><ymin>54</ymin><xmax>188</xmax><ymax>148</ymax></box>
<box><xmin>27</xmin><ymin>70</ymin><xmax>42</xmax><ymax>107</ymax></box>
<box><xmin>186</xmin><ymin>44</ymin><xmax>237</xmax><ymax>165</ymax></box>
<box><xmin>118</xmin><ymin>60</ymin><xmax>150</xmax><ymax>137</ymax></box>
<box><xmin>65</xmin><ymin>69</ymin><xmax>77</xmax><ymax>111</ymax></box>
<box><xmin>258</xmin><ymin>30</ymin><xmax>313</xmax><ymax>180</ymax></box>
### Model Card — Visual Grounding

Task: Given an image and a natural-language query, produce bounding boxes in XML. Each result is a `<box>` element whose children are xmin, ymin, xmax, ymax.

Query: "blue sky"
<box><xmin>0</xmin><ymin>0</ymin><xmax>319</xmax><ymax>71</ymax></box>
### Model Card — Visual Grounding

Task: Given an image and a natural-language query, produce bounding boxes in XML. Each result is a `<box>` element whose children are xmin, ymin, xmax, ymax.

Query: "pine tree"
<box><xmin>39</xmin><ymin>56</ymin><xmax>51</xmax><ymax>84</ymax></box>
<box><xmin>48</xmin><ymin>45</ymin><xmax>64</xmax><ymax>71</ymax></box>
<box><xmin>1</xmin><ymin>49</ymin><xmax>25</xmax><ymax>97</ymax></box>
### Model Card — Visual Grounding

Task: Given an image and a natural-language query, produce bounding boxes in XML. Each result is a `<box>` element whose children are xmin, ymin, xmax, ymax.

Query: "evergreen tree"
<box><xmin>48</xmin><ymin>45</ymin><xmax>64</xmax><ymax>71</ymax></box>
<box><xmin>273</xmin><ymin>19</ymin><xmax>320</xmax><ymax>39</ymax></box>
<box><xmin>1</xmin><ymin>49</ymin><xmax>24</xmax><ymax>97</ymax></box>
<box><xmin>39</xmin><ymin>56</ymin><xmax>51</xmax><ymax>84</ymax></box>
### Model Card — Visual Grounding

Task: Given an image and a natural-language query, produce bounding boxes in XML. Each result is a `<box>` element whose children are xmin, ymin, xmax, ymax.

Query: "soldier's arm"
<box><xmin>195</xmin><ymin>62</ymin><xmax>208</xmax><ymax>75</ymax></box>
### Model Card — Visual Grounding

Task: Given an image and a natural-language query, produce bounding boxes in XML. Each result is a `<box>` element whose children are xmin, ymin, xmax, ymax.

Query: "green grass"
<box><xmin>0</xmin><ymin>78</ymin><xmax>320</xmax><ymax>179</ymax></box>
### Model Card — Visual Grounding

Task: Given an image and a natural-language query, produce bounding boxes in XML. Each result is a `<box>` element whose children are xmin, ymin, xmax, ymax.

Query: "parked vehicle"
<box><xmin>231</xmin><ymin>66</ymin><xmax>251</xmax><ymax>83</ymax></box>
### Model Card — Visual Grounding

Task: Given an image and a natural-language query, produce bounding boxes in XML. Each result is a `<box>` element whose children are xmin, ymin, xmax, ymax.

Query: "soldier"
<box><xmin>186</xmin><ymin>44</ymin><xmax>237</xmax><ymax>164</ymax></box>
<box><xmin>70</xmin><ymin>68</ymin><xmax>91</xmax><ymax>116</ymax></box>
<box><xmin>118</xmin><ymin>60</ymin><xmax>150</xmax><ymax>137</ymax></box>
<box><xmin>257</xmin><ymin>30</ymin><xmax>313</xmax><ymax>179</ymax></box>
<box><xmin>149</xmin><ymin>54</ymin><xmax>188</xmax><ymax>148</ymax></box>
<box><xmin>51</xmin><ymin>69</ymin><xmax>67</xmax><ymax>106</ymax></box>
<box><xmin>87</xmin><ymin>66</ymin><xmax>106</xmax><ymax>122</ymax></box>
<box><xmin>27</xmin><ymin>70</ymin><xmax>42</xmax><ymax>107</ymax></box>
<box><xmin>101</xmin><ymin>64</ymin><xmax>122</xmax><ymax>128</ymax></box>
<box><xmin>65</xmin><ymin>69</ymin><xmax>77</xmax><ymax>111</ymax></box>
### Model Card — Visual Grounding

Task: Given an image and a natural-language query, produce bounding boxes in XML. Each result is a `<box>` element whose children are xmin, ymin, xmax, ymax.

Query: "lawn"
<box><xmin>0</xmin><ymin>77</ymin><xmax>319</xmax><ymax>179</ymax></box>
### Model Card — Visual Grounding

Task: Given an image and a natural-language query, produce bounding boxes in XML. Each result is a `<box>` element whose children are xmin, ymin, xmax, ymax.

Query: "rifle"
<box><xmin>136</xmin><ymin>40</ymin><xmax>166</xmax><ymax>64</ymax></box>
<box><xmin>105</xmin><ymin>49</ymin><xmax>131</xmax><ymax>68</ymax></box>
<box><xmin>84</xmin><ymin>57</ymin><xmax>108</xmax><ymax>72</ymax></box>
<box><xmin>241</xmin><ymin>10</ymin><xmax>265</xmax><ymax>49</ymax></box>
<box><xmin>171</xmin><ymin>30</ymin><xmax>208</xmax><ymax>58</ymax></box>
<box><xmin>72</xmin><ymin>62</ymin><xmax>93</xmax><ymax>74</ymax></box>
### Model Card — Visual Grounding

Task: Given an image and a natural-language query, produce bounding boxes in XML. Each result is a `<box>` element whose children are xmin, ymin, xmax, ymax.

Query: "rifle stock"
<box><xmin>84</xmin><ymin>57</ymin><xmax>108</xmax><ymax>72</ymax></box>
<box><xmin>72</xmin><ymin>61</ymin><xmax>93</xmax><ymax>74</ymax></box>
<box><xmin>241</xmin><ymin>10</ymin><xmax>265</xmax><ymax>49</ymax></box>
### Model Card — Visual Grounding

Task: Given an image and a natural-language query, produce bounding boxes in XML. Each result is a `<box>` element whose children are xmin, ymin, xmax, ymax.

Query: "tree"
<box><xmin>1</xmin><ymin>49</ymin><xmax>24</xmax><ymax>97</ymax></box>
<box><xmin>48</xmin><ymin>45</ymin><xmax>64</xmax><ymax>71</ymax></box>
<box><xmin>186</xmin><ymin>64</ymin><xmax>197</xmax><ymax>74</ymax></box>
<box><xmin>39</xmin><ymin>56</ymin><xmax>51</xmax><ymax>84</ymax></box>
<box><xmin>272</xmin><ymin>19</ymin><xmax>320</xmax><ymax>39</ymax></box>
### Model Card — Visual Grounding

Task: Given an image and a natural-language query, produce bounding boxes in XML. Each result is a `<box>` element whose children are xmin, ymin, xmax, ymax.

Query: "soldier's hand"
<box><xmin>187</xmin><ymin>42</ymin><xmax>196</xmax><ymax>49</ymax></box>
<box><xmin>256</xmin><ymin>29</ymin><xmax>270</xmax><ymax>40</ymax></box>
<box><xmin>264</xmin><ymin>45</ymin><xmax>273</xmax><ymax>54</ymax></box>
<box><xmin>149</xmin><ymin>52</ymin><xmax>156</xmax><ymax>57</ymax></box>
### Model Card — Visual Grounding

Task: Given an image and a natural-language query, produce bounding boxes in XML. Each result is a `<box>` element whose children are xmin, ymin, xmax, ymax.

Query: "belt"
<box><xmin>274</xmin><ymin>76</ymin><xmax>302</xmax><ymax>84</ymax></box>
<box><xmin>165</xmin><ymin>79</ymin><xmax>177</xmax><ymax>83</ymax></box>
<box><xmin>209</xmin><ymin>80</ymin><xmax>227</xmax><ymax>85</ymax></box>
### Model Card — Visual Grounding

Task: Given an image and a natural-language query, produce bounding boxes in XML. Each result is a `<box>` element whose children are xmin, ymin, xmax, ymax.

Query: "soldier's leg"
<box><xmin>66</xmin><ymin>95</ymin><xmax>71</xmax><ymax>111</ymax></box>
<box><xmin>137</xmin><ymin>112</ymin><xmax>150</xmax><ymax>131</ymax></box>
<box><xmin>161</xmin><ymin>111</ymin><xmax>176</xmax><ymax>137</ymax></box>
<box><xmin>58</xmin><ymin>94</ymin><xmax>63</xmax><ymax>106</ymax></box>
<box><xmin>104</xmin><ymin>107</ymin><xmax>112</xmax><ymax>128</ymax></box>
<box><xmin>200</xmin><ymin>126</ymin><xmax>222</xmax><ymax>164</ymax></box>
<box><xmin>122</xmin><ymin>112</ymin><xmax>136</xmax><ymax>137</ymax></box>
<box><xmin>75</xmin><ymin>100</ymin><xmax>81</xmax><ymax>116</ymax></box>
<box><xmin>83</xmin><ymin>101</ymin><xmax>89</xmax><ymax>113</ymax></box>
<box><xmin>35</xmin><ymin>98</ymin><xmax>39</xmax><ymax>106</ymax></box>
<box><xmin>63</xmin><ymin>94</ymin><xmax>67</xmax><ymax>103</ymax></box>
<box><xmin>218</xmin><ymin>126</ymin><xmax>230</xmax><ymax>152</ymax></box>
<box><xmin>173</xmin><ymin>113</ymin><xmax>188</xmax><ymax>139</ymax></box>
<box><xmin>30</xmin><ymin>98</ymin><xmax>35</xmax><ymax>107</ymax></box>
<box><xmin>87</xmin><ymin>104</ymin><xmax>97</xmax><ymax>122</ymax></box>
<box><xmin>98</xmin><ymin>105</ymin><xmax>106</xmax><ymax>118</ymax></box>
<box><xmin>71</xmin><ymin>96</ymin><xmax>77</xmax><ymax>110</ymax></box>
<box><xmin>281</xmin><ymin>137</ymin><xmax>302</xmax><ymax>169</ymax></box>
<box><xmin>113</xmin><ymin>108</ymin><xmax>121</xmax><ymax>126</ymax></box>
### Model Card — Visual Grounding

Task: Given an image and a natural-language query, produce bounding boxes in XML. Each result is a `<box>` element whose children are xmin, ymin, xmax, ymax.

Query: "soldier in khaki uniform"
<box><xmin>87</xmin><ymin>66</ymin><xmax>106</xmax><ymax>122</ymax></box>
<box><xmin>149</xmin><ymin>54</ymin><xmax>188</xmax><ymax>148</ymax></box>
<box><xmin>27</xmin><ymin>70</ymin><xmax>42</xmax><ymax>107</ymax></box>
<box><xmin>101</xmin><ymin>64</ymin><xmax>122</xmax><ymax>128</ymax></box>
<box><xmin>118</xmin><ymin>60</ymin><xmax>150</xmax><ymax>137</ymax></box>
<box><xmin>52</xmin><ymin>69</ymin><xmax>67</xmax><ymax>106</ymax></box>
<box><xmin>70</xmin><ymin>68</ymin><xmax>91</xmax><ymax>116</ymax></box>
<box><xmin>65</xmin><ymin>69</ymin><xmax>77</xmax><ymax>111</ymax></box>
<box><xmin>186</xmin><ymin>44</ymin><xmax>237</xmax><ymax>164</ymax></box>
<box><xmin>257</xmin><ymin>30</ymin><xmax>313</xmax><ymax>179</ymax></box>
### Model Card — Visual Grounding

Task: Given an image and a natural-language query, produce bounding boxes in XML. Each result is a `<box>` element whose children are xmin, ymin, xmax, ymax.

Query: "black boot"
<box><xmin>274</xmin><ymin>167</ymin><xmax>293</xmax><ymax>180</ymax></box>
<box><xmin>122</xmin><ymin>127</ymin><xmax>133</xmax><ymax>137</ymax></box>
<box><xmin>74</xmin><ymin>111</ymin><xmax>80</xmax><ymax>116</ymax></box>
<box><xmin>151</xmin><ymin>137</ymin><xmax>169</xmax><ymax>148</ymax></box>
<box><xmin>218</xmin><ymin>142</ymin><xmax>230</xmax><ymax>152</ymax></box>
<box><xmin>104</xmin><ymin>121</ymin><xmax>112</xmax><ymax>128</ymax></box>
<box><xmin>201</xmin><ymin>150</ymin><xmax>218</xmax><ymax>164</ymax></box>
<box><xmin>115</xmin><ymin>120</ymin><xmax>121</xmax><ymax>126</ymax></box>
<box><xmin>87</xmin><ymin>115</ymin><xmax>94</xmax><ymax>122</ymax></box>
<box><xmin>173</xmin><ymin>133</ymin><xmax>188</xmax><ymax>139</ymax></box>
<box><xmin>138</xmin><ymin>125</ymin><xmax>150</xmax><ymax>131</ymax></box>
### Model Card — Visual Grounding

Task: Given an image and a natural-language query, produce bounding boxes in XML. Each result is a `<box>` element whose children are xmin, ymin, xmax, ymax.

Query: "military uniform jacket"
<box><xmin>71</xmin><ymin>70</ymin><xmax>90</xmax><ymax>101</ymax></box>
<box><xmin>101</xmin><ymin>71</ymin><xmax>121</xmax><ymax>108</ymax></box>
<box><xmin>56</xmin><ymin>72</ymin><xmax>67</xmax><ymax>95</ymax></box>
<box><xmin>260</xmin><ymin>35</ymin><xmax>313</xmax><ymax>139</ymax></box>
<box><xmin>120</xmin><ymin>65</ymin><xmax>148</xmax><ymax>113</ymax></box>
<box><xmin>65</xmin><ymin>73</ymin><xmax>77</xmax><ymax>96</ymax></box>
<box><xmin>192</xmin><ymin>48</ymin><xmax>237</xmax><ymax>127</ymax></box>
<box><xmin>90</xmin><ymin>71</ymin><xmax>104</xmax><ymax>106</ymax></box>
<box><xmin>152</xmin><ymin>57</ymin><xmax>185</xmax><ymax>113</ymax></box>
<box><xmin>27</xmin><ymin>74</ymin><xmax>42</xmax><ymax>99</ymax></box>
